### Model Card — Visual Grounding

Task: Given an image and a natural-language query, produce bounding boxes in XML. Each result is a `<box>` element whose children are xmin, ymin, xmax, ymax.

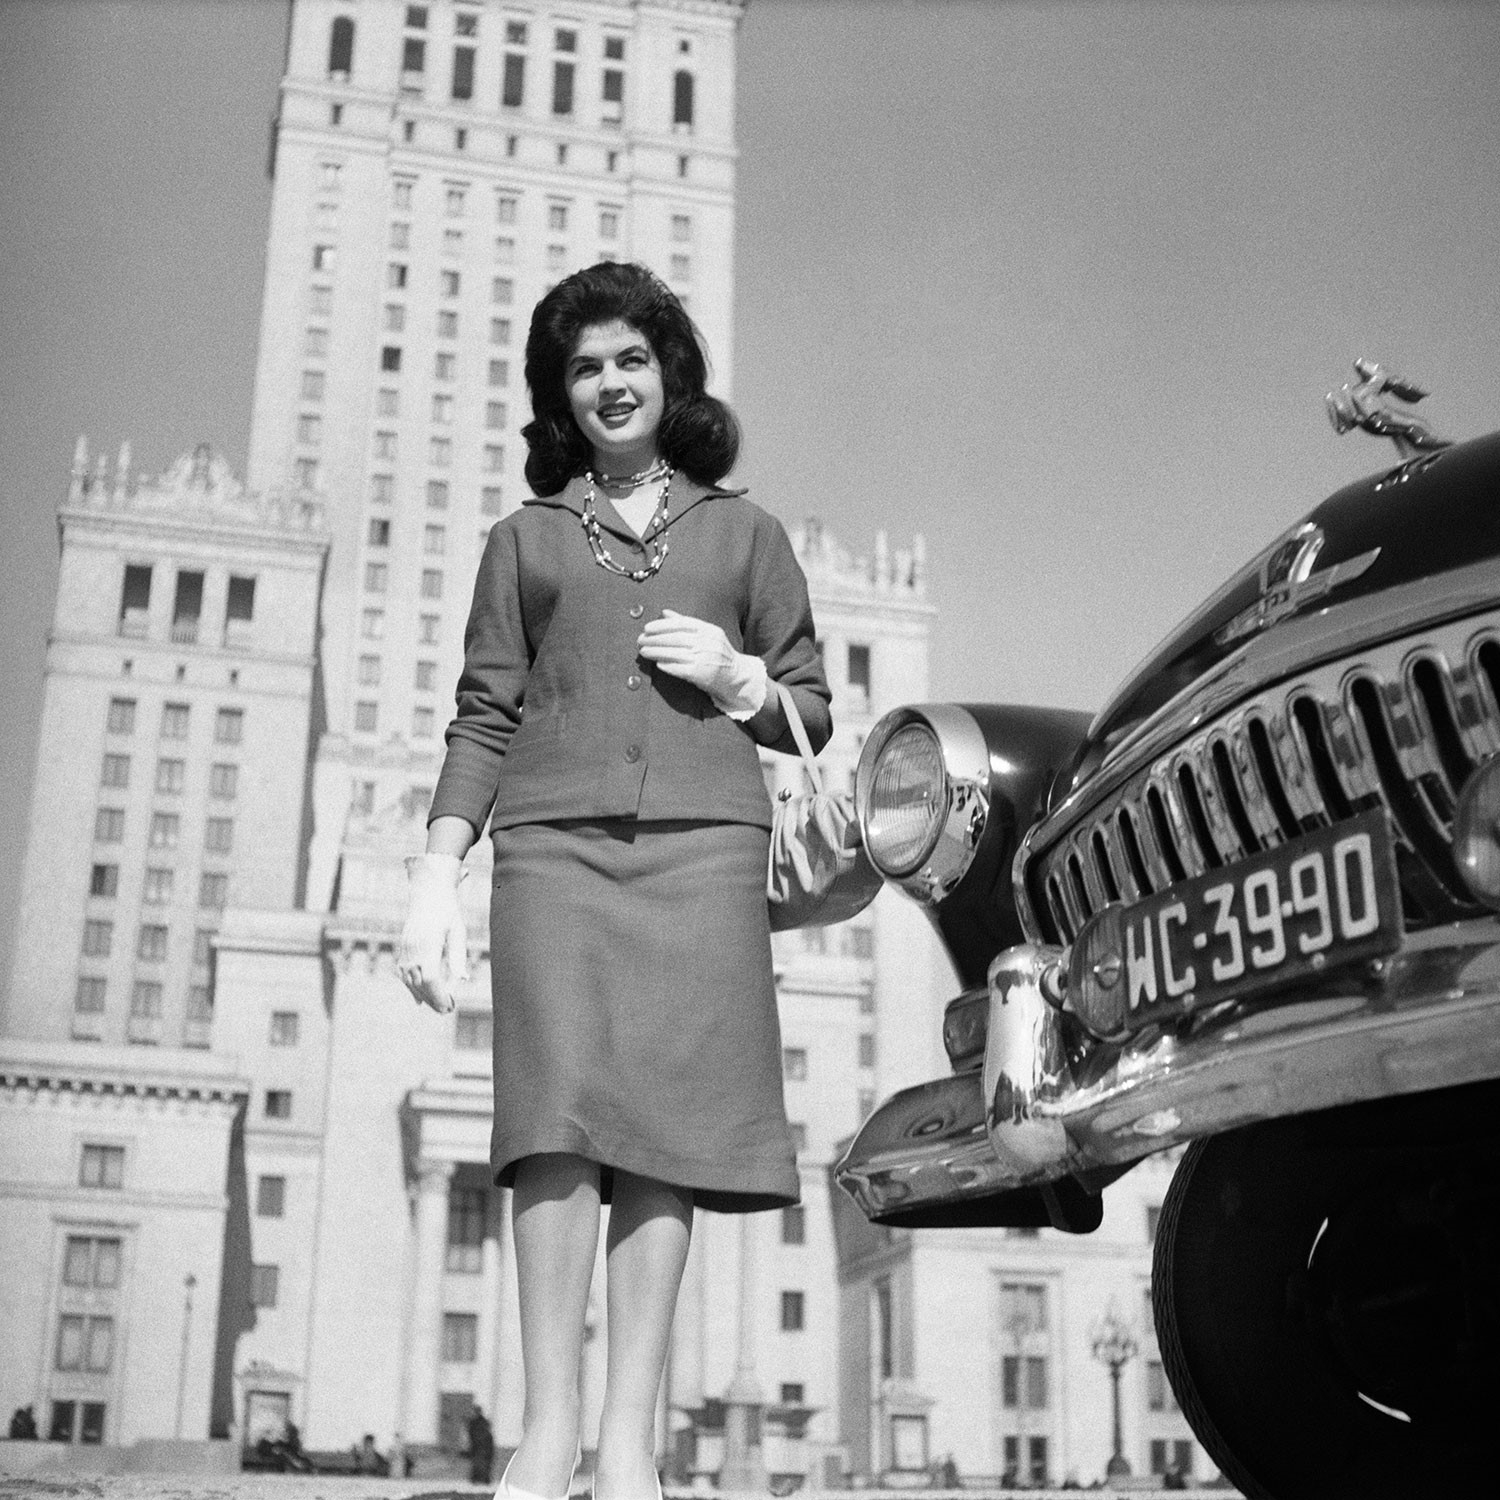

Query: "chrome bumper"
<box><xmin>835</xmin><ymin>921</ymin><xmax>1500</xmax><ymax>1223</ymax></box>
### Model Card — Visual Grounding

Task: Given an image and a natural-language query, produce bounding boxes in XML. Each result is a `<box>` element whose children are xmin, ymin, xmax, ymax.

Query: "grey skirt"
<box><xmin>488</xmin><ymin>818</ymin><xmax>798</xmax><ymax>1213</ymax></box>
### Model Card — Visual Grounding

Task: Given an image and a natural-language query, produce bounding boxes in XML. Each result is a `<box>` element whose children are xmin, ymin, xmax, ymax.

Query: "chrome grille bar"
<box><xmin>1030</xmin><ymin>614</ymin><xmax>1500</xmax><ymax>942</ymax></box>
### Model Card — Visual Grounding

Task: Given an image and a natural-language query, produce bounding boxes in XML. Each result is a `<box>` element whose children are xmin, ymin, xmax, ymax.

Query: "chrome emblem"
<box><xmin>1215</xmin><ymin>522</ymin><xmax>1380</xmax><ymax>646</ymax></box>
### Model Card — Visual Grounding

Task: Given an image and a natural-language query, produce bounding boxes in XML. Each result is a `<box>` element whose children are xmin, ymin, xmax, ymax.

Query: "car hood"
<box><xmin>1055</xmin><ymin>428</ymin><xmax>1500</xmax><ymax>805</ymax></box>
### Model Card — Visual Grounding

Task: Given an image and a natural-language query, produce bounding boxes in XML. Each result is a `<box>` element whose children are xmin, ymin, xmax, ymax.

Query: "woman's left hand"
<box><xmin>638</xmin><ymin>609</ymin><xmax>767</xmax><ymax>716</ymax></box>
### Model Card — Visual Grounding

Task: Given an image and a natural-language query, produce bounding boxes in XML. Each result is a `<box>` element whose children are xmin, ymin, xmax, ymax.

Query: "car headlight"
<box><xmin>856</xmin><ymin>706</ymin><xmax>993</xmax><ymax>904</ymax></box>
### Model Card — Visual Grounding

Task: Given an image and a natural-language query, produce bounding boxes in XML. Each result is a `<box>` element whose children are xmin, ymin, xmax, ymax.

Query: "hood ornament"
<box><xmin>1327</xmin><ymin>357</ymin><xmax>1452</xmax><ymax>461</ymax></box>
<box><xmin>1215</xmin><ymin>522</ymin><xmax>1380</xmax><ymax>646</ymax></box>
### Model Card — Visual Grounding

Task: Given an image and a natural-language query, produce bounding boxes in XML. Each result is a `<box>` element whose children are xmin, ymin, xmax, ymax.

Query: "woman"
<box><xmin>398</xmin><ymin>261</ymin><xmax>831</xmax><ymax>1500</ymax></box>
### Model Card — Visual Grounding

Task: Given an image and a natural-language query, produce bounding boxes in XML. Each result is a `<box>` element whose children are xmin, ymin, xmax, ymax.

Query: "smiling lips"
<box><xmin>599</xmin><ymin>403</ymin><xmax>636</xmax><ymax>424</ymax></box>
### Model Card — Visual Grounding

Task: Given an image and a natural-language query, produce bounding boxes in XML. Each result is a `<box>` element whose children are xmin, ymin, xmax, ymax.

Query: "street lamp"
<box><xmin>1089</xmin><ymin>1302</ymin><xmax>1138</xmax><ymax>1480</ymax></box>
<box><xmin>175</xmin><ymin>1273</ymin><xmax>198</xmax><ymax>1440</ymax></box>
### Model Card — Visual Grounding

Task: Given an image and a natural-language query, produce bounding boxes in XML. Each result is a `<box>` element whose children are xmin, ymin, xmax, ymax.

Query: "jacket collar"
<box><xmin>524</xmin><ymin>473</ymin><xmax>745</xmax><ymax>544</ymax></box>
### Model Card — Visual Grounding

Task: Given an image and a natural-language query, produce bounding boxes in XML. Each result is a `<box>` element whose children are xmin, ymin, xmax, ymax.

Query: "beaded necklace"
<box><xmin>580</xmin><ymin>467</ymin><xmax>673</xmax><ymax>582</ymax></box>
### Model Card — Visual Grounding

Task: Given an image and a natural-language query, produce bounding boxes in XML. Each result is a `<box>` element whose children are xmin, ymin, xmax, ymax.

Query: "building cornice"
<box><xmin>0</xmin><ymin>1041</ymin><xmax>249</xmax><ymax>1109</ymax></box>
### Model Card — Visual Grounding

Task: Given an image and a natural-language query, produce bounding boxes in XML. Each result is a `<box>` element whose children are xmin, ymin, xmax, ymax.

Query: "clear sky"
<box><xmin>3</xmin><ymin>0</ymin><xmax>1500</xmax><ymax>990</ymax></box>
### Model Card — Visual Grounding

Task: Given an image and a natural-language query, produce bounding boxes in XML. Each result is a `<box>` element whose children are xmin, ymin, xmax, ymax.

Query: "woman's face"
<box><xmin>565</xmin><ymin>320</ymin><xmax>666</xmax><ymax>474</ymax></box>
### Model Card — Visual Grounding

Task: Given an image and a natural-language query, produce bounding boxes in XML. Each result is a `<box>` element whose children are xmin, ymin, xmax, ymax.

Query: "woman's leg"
<box><xmin>507</xmin><ymin>1153</ymin><xmax>602</xmax><ymax>1496</ymax></box>
<box><xmin>593</xmin><ymin>1170</ymin><xmax>693</xmax><ymax>1500</ymax></box>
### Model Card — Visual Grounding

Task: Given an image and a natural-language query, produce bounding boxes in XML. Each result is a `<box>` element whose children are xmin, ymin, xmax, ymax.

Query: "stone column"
<box><xmin>404</xmin><ymin>1158</ymin><xmax>454</xmax><ymax>1444</ymax></box>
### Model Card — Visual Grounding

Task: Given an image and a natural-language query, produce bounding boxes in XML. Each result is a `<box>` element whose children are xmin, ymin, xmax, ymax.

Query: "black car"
<box><xmin>835</xmin><ymin>362</ymin><xmax>1498</xmax><ymax>1499</ymax></box>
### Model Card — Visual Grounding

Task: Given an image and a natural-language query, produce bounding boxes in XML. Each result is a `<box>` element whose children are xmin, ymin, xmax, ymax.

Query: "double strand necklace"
<box><xmin>581</xmin><ymin>465</ymin><xmax>673</xmax><ymax>582</ymax></box>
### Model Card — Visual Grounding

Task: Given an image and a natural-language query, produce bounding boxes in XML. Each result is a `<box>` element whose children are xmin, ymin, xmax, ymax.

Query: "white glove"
<box><xmin>397</xmin><ymin>853</ymin><xmax>470</xmax><ymax>1014</ymax></box>
<box><xmin>637</xmin><ymin>609</ymin><xmax>768</xmax><ymax>719</ymax></box>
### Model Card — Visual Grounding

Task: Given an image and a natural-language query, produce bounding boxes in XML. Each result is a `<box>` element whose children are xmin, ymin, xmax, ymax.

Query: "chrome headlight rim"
<box><xmin>856</xmin><ymin>704</ymin><xmax>993</xmax><ymax>905</ymax></box>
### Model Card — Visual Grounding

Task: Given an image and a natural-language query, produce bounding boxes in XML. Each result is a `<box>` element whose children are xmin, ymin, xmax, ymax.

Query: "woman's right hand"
<box><xmin>398</xmin><ymin>853</ymin><xmax>470</xmax><ymax>1013</ymax></box>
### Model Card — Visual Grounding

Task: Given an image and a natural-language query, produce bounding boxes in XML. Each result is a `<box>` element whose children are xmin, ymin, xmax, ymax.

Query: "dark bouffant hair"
<box><xmin>521</xmin><ymin>261</ymin><xmax>740</xmax><ymax>495</ymax></box>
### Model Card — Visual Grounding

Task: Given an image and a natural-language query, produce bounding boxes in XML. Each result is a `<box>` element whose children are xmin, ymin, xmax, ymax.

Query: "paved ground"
<box><xmin>0</xmin><ymin>1479</ymin><xmax>1228</xmax><ymax>1500</ymax></box>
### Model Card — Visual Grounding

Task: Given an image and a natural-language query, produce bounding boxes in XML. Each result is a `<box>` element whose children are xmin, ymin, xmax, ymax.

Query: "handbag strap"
<box><xmin>771</xmin><ymin>680</ymin><xmax>825</xmax><ymax>797</ymax></box>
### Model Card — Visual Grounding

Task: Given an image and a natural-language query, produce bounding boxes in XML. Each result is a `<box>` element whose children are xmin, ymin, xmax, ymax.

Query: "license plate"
<box><xmin>1067</xmin><ymin>809</ymin><xmax>1401</xmax><ymax>1037</ymax></box>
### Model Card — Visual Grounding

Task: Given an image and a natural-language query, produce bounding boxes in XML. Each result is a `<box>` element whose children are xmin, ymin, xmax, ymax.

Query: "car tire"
<box><xmin>1152</xmin><ymin>1086</ymin><xmax>1497</xmax><ymax>1500</ymax></box>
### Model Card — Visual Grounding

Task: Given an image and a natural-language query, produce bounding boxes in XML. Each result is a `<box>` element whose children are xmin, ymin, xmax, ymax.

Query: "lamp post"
<box><xmin>174</xmin><ymin>1273</ymin><xmax>198</xmax><ymax>1439</ymax></box>
<box><xmin>1089</xmin><ymin>1302</ymin><xmax>1138</xmax><ymax>1480</ymax></box>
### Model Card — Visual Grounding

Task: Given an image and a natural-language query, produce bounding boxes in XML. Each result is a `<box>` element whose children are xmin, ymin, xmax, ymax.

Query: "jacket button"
<box><xmin>626</xmin><ymin>674</ymin><xmax>642</xmax><ymax>691</ymax></box>
<box><xmin>628</xmin><ymin>603</ymin><xmax>644</xmax><ymax>619</ymax></box>
<box><xmin>624</xmin><ymin>744</ymin><xmax>642</xmax><ymax>764</ymax></box>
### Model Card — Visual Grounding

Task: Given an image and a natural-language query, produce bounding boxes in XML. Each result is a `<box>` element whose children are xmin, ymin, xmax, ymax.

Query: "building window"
<box><xmin>430</xmin><ymin>437</ymin><xmax>453</xmax><ymax>467</ymax></box>
<box><xmin>199</xmin><ymin>872</ymin><xmax>228</xmax><ymax>909</ymax></box>
<box><xmin>483</xmin><ymin>444</ymin><xmax>504</xmax><ymax>472</ymax></box>
<box><xmin>673</xmin><ymin>70</ymin><xmax>694</xmax><ymax>127</ymax></box>
<box><xmin>547</xmin><ymin>203</ymin><xmax>568</xmax><ymax>233</ymax></box>
<box><xmin>152</xmin><ymin>810</ymin><xmax>182</xmax><ymax>847</ymax></box>
<box><xmin>494</xmin><ymin>234</ymin><xmax>515</xmax><ymax>265</ymax></box>
<box><xmin>389</xmin><ymin>219</ymin><xmax>410</xmax><ymax>251</ymax></box>
<box><xmin>215</xmin><ymin>707</ymin><xmax>244</xmax><ymax>745</ymax></box>
<box><xmin>264</xmin><ymin>1090</ymin><xmax>292</xmax><ymax>1120</ymax></box>
<box><xmin>192</xmin><ymin>929</ymin><xmax>214</xmax><ymax>968</ymax></box>
<box><xmin>789</xmin><ymin>1121</ymin><xmax>807</xmax><ymax>1153</ymax></box>
<box><xmin>857</xmin><ymin>1033</ymin><xmax>876</xmax><ymax>1069</ymax></box>
<box><xmin>783</xmin><ymin>1047</ymin><xmax>808</xmax><ymax>1081</ymax></box>
<box><xmin>552</xmin><ymin>59</ymin><xmax>574</xmax><ymax>115</ymax></box>
<box><xmin>546</xmin><ymin>244</ymin><xmax>566</xmax><ymax>272</ymax></box>
<box><xmin>443</xmin><ymin>1312</ymin><xmax>478</xmax><ymax>1363</ymax></box>
<box><xmin>1149</xmin><ymin>1439</ymin><xmax>1194</xmax><ymax>1479</ymax></box>
<box><xmin>304</xmin><ymin>326</ymin><xmax>329</xmax><ymax>357</ymax></box>
<box><xmin>100</xmin><ymin>752</ymin><xmax>130</xmax><ymax>790</ymax></box>
<box><xmin>444</xmin><ymin>185</ymin><xmax>466</xmax><ymax>217</ymax></box>
<box><xmin>79</xmin><ymin>1144</ymin><xmax>124</xmax><ymax>1189</ymax></box>
<box><xmin>671</xmin><ymin>212</ymin><xmax>692</xmax><ymax>242</ymax></box>
<box><xmin>205</xmin><ymin>817</ymin><xmax>234</xmax><ymax>854</ymax></box>
<box><xmin>81</xmin><ymin>920</ymin><xmax>113</xmax><ymax>958</ymax></box>
<box><xmin>296</xmin><ymin>413</ymin><xmax>322</xmax><ymax>446</ymax></box>
<box><xmin>354</xmin><ymin>701</ymin><xmax>379</xmax><ymax>733</ymax></box>
<box><xmin>451</xmin><ymin>45</ymin><xmax>475</xmax><ymax>101</ymax></box>
<box><xmin>423</xmin><ymin>524</ymin><xmax>446</xmax><ymax>555</ymax></box>
<box><xmin>368</xmin><ymin>518</ymin><xmax>391</xmax><ymax>547</ymax></box>
<box><xmin>295</xmin><ymin>456</ymin><xmax>319</xmax><ymax>490</ymax></box>
<box><xmin>209</xmin><ymin>763</ymin><xmax>238</xmax><ymax>799</ymax></box>
<box><xmin>434</xmin><ymin>352</ymin><xmax>456</xmax><ymax>383</ymax></box>
<box><xmin>106</xmin><ymin>696</ymin><xmax>136</xmax><ymax>734</ymax></box>
<box><xmin>670</xmin><ymin>254</ymin><xmax>690</xmax><ymax>282</ymax></box>
<box><xmin>308</xmin><ymin>279</ymin><xmax>332</xmax><ymax>313</ymax></box>
<box><xmin>136</xmin><ymin>925</ymin><xmax>168</xmax><ymax>962</ymax></box>
<box><xmin>502</xmin><ymin>50</ymin><xmax>525</xmax><ymax>108</ymax></box>
<box><xmin>142</xmin><ymin>868</ymin><xmax>173</xmax><ymax>905</ymax></box>
<box><xmin>487</xmin><ymin>355</ymin><xmax>510</xmax><ymax>386</ymax></box>
<box><xmin>250</xmin><ymin>1263</ymin><xmax>280</xmax><ymax>1308</ymax></box>
<box><xmin>1146</xmin><ymin>1204</ymin><xmax>1162</xmax><ymax>1244</ymax></box>
<box><xmin>328</xmin><ymin>15</ymin><xmax>355</xmax><ymax>78</ymax></box>
<box><xmin>426</xmin><ymin>480</ymin><xmax>450</xmax><ymax>509</ymax></box>
<box><xmin>301</xmin><ymin>369</ymin><xmax>326</xmax><ymax>402</ymax></box>
<box><xmin>999</xmin><ymin>1281</ymin><xmax>1049</xmax><ymax>1335</ymax></box>
<box><xmin>437</xmin><ymin>310</ymin><xmax>458</xmax><ymax>338</ymax></box>
<box><xmin>1146</xmin><ymin>1359</ymin><xmax>1181</xmax><ymax>1413</ymax></box>
<box><xmin>89</xmin><ymin>863</ymin><xmax>119</xmax><ymax>898</ymax></box>
<box><xmin>352</xmin><ymin>780</ymin><xmax>375</xmax><ymax>817</ymax></box>
<box><xmin>413</xmin><ymin>707</ymin><xmax>435</xmax><ymax>738</ymax></box>
<box><xmin>130</xmin><ymin>980</ymin><xmax>163</xmax><ymax>1017</ymax></box>
<box><xmin>383</xmin><ymin>303</ymin><xmax>406</xmax><ymax>334</ymax></box>
<box><xmin>419</xmin><ymin>613</ymin><xmax>441</xmax><ymax>644</ymax></box>
<box><xmin>226</xmin><ymin>575</ymin><xmax>256</xmax><ymax>629</ymax></box>
<box><xmin>780</xmin><ymin>1290</ymin><xmax>805</xmax><ymax>1332</ymax></box>
<box><xmin>361</xmin><ymin>608</ymin><xmax>385</xmax><ymax>640</ymax></box>
<box><xmin>439</xmin><ymin>268</ymin><xmax>461</xmax><ymax>298</ymax></box>
<box><xmin>447</xmin><ymin>1186</ymin><xmax>487</xmax><ymax>1272</ymax></box>
<box><xmin>256</xmin><ymin>1175</ymin><xmax>286</xmax><ymax>1218</ymax></box>
<box><xmin>481</xmin><ymin>488</ymin><xmax>503</xmax><ymax>516</ymax></box>
<box><xmin>421</xmin><ymin>569</ymin><xmax>444</xmax><ymax>600</ymax></box>
<box><xmin>358</xmin><ymin>655</ymin><xmax>381</xmax><ymax>686</ymax></box>
<box><xmin>781</xmin><ymin>1205</ymin><xmax>806</xmax><ymax>1245</ymax></box>
<box><xmin>1001</xmin><ymin>1355</ymin><xmax>1049</xmax><ymax>1411</ymax></box>
<box><xmin>392</xmin><ymin>177</ymin><xmax>415</xmax><ymax>211</ymax></box>
<box><xmin>402</xmin><ymin>34</ymin><xmax>426</xmax><ymax>74</ymax></box>
<box><xmin>601</xmin><ymin>66</ymin><xmax>624</xmax><ymax>121</ymax></box>
<box><xmin>75</xmin><ymin>976</ymin><xmax>107</xmax><ymax>1014</ymax></box>
<box><xmin>431</xmin><ymin>393</ymin><xmax>454</xmax><ymax>425</ymax></box>
<box><xmin>365</xmin><ymin>562</ymin><xmax>388</xmax><ymax>593</ymax></box>
<box><xmin>485</xmin><ymin>402</ymin><xmax>508</xmax><ymax>432</ymax></box>
<box><xmin>848</xmin><ymin>643</ymin><xmax>872</xmax><ymax>698</ymax></box>
<box><xmin>374</xmin><ymin>432</ymin><xmax>398</xmax><ymax>464</ymax></box>
<box><xmin>455</xmin><ymin>1009</ymin><xmax>492</xmax><ymax>1049</ymax></box>
<box><xmin>381</xmin><ymin>346</ymin><xmax>403</xmax><ymax>375</ymax></box>
<box><xmin>56</xmin><ymin>1315</ymin><xmax>114</xmax><ymax>1374</ymax></box>
<box><xmin>63</xmin><ymin>1235</ymin><xmax>121</xmax><ymax>1289</ymax></box>
<box><xmin>311</xmin><ymin>244</ymin><xmax>336</xmax><ymax>272</ymax></box>
<box><xmin>94</xmin><ymin>808</ymin><xmax>125</xmax><ymax>843</ymax></box>
<box><xmin>371</xmin><ymin>474</ymin><xmax>395</xmax><ymax>503</ymax></box>
<box><xmin>270</xmin><ymin>1011</ymin><xmax>300</xmax><ymax>1047</ymax></box>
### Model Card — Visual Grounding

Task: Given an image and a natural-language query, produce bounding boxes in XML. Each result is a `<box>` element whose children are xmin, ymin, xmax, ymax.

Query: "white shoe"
<box><xmin>495</xmin><ymin>1449</ymin><xmax>581</xmax><ymax>1500</ymax></box>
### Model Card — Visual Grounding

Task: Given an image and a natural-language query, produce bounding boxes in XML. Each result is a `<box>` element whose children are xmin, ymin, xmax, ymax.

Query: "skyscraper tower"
<box><xmin>242</xmin><ymin>0</ymin><xmax>745</xmax><ymax>905</ymax></box>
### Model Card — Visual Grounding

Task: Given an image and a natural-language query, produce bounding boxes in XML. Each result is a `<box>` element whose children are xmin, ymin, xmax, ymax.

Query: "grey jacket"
<box><xmin>429</xmin><ymin>476</ymin><xmax>832</xmax><ymax>834</ymax></box>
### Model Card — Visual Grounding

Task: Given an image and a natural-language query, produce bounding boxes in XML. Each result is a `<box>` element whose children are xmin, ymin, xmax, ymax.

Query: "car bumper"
<box><xmin>834</xmin><ymin>919</ymin><xmax>1500</xmax><ymax>1223</ymax></box>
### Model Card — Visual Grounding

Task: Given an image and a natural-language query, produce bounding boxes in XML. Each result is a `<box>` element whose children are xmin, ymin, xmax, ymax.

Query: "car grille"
<box><xmin>1027</xmin><ymin>612</ymin><xmax>1500</xmax><ymax>944</ymax></box>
